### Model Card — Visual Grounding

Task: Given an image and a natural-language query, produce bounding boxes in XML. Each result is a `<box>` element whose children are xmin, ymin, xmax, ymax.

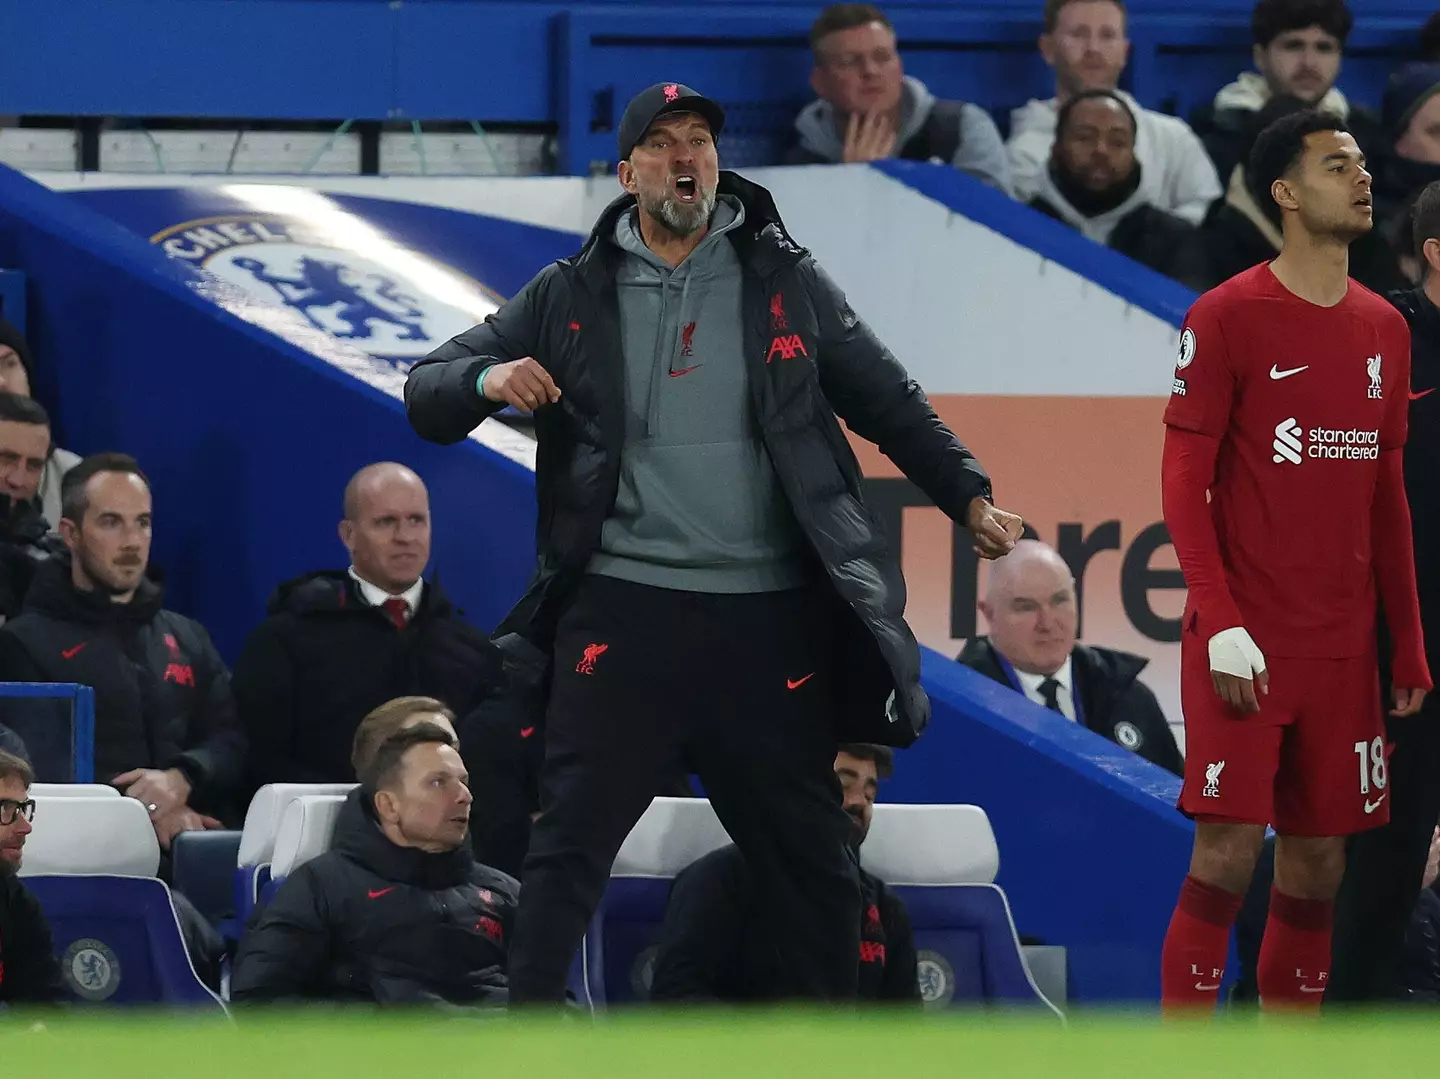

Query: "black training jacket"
<box><xmin>404</xmin><ymin>171</ymin><xmax>992</xmax><ymax>746</ymax></box>
<box><xmin>0</xmin><ymin>870</ymin><xmax>65</xmax><ymax>1005</ymax></box>
<box><xmin>230</xmin><ymin>788</ymin><xmax>518</xmax><ymax>1007</ymax></box>
<box><xmin>0</xmin><ymin>558</ymin><xmax>245</xmax><ymax>812</ymax></box>
<box><xmin>232</xmin><ymin>570</ymin><xmax>500</xmax><ymax>793</ymax></box>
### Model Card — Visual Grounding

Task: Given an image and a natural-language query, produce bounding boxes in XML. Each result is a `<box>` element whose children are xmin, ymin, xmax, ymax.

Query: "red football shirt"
<box><xmin>1163</xmin><ymin>264</ymin><xmax>1411</xmax><ymax>658</ymax></box>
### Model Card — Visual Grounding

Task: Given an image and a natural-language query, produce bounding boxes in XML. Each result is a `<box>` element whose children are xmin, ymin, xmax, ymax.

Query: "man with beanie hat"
<box><xmin>0</xmin><ymin>318</ymin><xmax>78</xmax><ymax>531</ymax></box>
<box><xmin>1373</xmin><ymin>63</ymin><xmax>1440</xmax><ymax>269</ymax></box>
<box><xmin>406</xmin><ymin>81</ymin><xmax>1023</xmax><ymax>1005</ymax></box>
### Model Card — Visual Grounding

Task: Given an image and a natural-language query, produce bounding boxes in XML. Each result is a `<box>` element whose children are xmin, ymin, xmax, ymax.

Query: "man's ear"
<box><xmin>373</xmin><ymin>788</ymin><xmax>398</xmax><ymax>824</ymax></box>
<box><xmin>338</xmin><ymin>518</ymin><xmax>355</xmax><ymax>553</ymax></box>
<box><xmin>1038</xmin><ymin>32</ymin><xmax>1057</xmax><ymax>69</ymax></box>
<box><xmin>618</xmin><ymin>159</ymin><xmax>637</xmax><ymax>195</ymax></box>
<box><xmin>1271</xmin><ymin>177</ymin><xmax>1301</xmax><ymax>213</ymax></box>
<box><xmin>58</xmin><ymin>517</ymin><xmax>80</xmax><ymax>554</ymax></box>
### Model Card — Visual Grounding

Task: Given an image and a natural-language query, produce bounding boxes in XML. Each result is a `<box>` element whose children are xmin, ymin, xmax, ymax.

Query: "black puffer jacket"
<box><xmin>0</xmin><ymin>870</ymin><xmax>65</xmax><ymax>1005</ymax></box>
<box><xmin>956</xmin><ymin>637</ymin><xmax>1183</xmax><ymax>776</ymax></box>
<box><xmin>230</xmin><ymin>788</ymin><xmax>519</xmax><ymax>1007</ymax></box>
<box><xmin>232</xmin><ymin>571</ymin><xmax>501</xmax><ymax>792</ymax></box>
<box><xmin>0</xmin><ymin>497</ymin><xmax>65</xmax><ymax>623</ymax></box>
<box><xmin>0</xmin><ymin>558</ymin><xmax>245</xmax><ymax>811</ymax></box>
<box><xmin>405</xmin><ymin>172</ymin><xmax>992</xmax><ymax>746</ymax></box>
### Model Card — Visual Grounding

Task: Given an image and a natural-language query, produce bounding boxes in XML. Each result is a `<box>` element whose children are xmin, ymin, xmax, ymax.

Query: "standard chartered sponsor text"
<box><xmin>1307</xmin><ymin>427</ymin><xmax>1379</xmax><ymax>460</ymax></box>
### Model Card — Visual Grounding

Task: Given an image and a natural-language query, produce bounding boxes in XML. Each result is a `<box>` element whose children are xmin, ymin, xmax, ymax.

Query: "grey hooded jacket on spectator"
<box><xmin>789</xmin><ymin>76</ymin><xmax>1014</xmax><ymax>197</ymax></box>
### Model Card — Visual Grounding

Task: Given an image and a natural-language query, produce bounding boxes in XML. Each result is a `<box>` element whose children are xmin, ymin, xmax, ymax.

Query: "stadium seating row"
<box><xmin>17</xmin><ymin>786</ymin><xmax>1060</xmax><ymax>1015</ymax></box>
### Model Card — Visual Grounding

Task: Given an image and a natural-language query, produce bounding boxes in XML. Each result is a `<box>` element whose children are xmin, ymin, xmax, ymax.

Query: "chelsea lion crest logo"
<box><xmin>151</xmin><ymin>211</ymin><xmax>500</xmax><ymax>368</ymax></box>
<box><xmin>62</xmin><ymin>937</ymin><xmax>121</xmax><ymax>1001</ymax></box>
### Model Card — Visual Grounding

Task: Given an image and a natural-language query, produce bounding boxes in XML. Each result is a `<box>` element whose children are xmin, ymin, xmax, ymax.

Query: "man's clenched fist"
<box><xmin>481</xmin><ymin>357</ymin><xmax>561</xmax><ymax>413</ymax></box>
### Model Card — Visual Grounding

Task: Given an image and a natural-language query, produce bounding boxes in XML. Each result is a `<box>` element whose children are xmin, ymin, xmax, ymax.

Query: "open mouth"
<box><xmin>1355</xmin><ymin>194</ymin><xmax>1373</xmax><ymax>208</ymax></box>
<box><xmin>673</xmin><ymin>175</ymin><xmax>698</xmax><ymax>202</ymax></box>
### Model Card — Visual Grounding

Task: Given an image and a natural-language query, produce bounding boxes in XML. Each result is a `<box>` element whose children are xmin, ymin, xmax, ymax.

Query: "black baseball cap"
<box><xmin>617</xmin><ymin>83</ymin><xmax>726</xmax><ymax>161</ymax></box>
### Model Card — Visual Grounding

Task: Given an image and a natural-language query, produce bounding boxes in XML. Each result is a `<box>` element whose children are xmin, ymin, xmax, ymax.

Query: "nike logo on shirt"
<box><xmin>367</xmin><ymin>887</ymin><xmax>395</xmax><ymax>899</ymax></box>
<box><xmin>1364</xmin><ymin>794</ymin><xmax>1387</xmax><ymax>814</ymax></box>
<box><xmin>519</xmin><ymin>727</ymin><xmax>536</xmax><ymax>739</ymax></box>
<box><xmin>669</xmin><ymin>366</ymin><xmax>700</xmax><ymax>378</ymax></box>
<box><xmin>1411</xmin><ymin>388</ymin><xmax>1436</xmax><ymax>401</ymax></box>
<box><xmin>1269</xmin><ymin>365</ymin><xmax>1309</xmax><ymax>380</ymax></box>
<box><xmin>786</xmin><ymin>673</ymin><xmax>815</xmax><ymax>690</ymax></box>
<box><xmin>61</xmin><ymin>643</ymin><xmax>87</xmax><ymax>659</ymax></box>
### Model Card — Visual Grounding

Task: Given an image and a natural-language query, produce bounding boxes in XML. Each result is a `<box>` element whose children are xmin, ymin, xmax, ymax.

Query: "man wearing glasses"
<box><xmin>0</xmin><ymin>749</ymin><xmax>64</xmax><ymax>1006</ymax></box>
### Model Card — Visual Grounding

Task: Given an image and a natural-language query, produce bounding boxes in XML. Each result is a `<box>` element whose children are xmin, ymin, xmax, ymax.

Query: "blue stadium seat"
<box><xmin>171</xmin><ymin>829</ymin><xmax>244</xmax><ymax>931</ymax></box>
<box><xmin>25</xmin><ymin>875</ymin><xmax>225</xmax><ymax>1010</ymax></box>
<box><xmin>582</xmin><ymin>798</ymin><xmax>1061</xmax><ymax>1012</ymax></box>
<box><xmin>18</xmin><ymin>794</ymin><xmax>223</xmax><ymax>1009</ymax></box>
<box><xmin>235</xmin><ymin>783</ymin><xmax>355</xmax><ymax>928</ymax></box>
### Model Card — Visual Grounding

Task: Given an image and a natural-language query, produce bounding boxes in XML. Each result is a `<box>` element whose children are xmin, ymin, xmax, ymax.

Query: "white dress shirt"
<box><xmin>1013</xmin><ymin>657</ymin><xmax>1076</xmax><ymax>722</ymax></box>
<box><xmin>347</xmin><ymin>567</ymin><xmax>424</xmax><ymax>623</ymax></box>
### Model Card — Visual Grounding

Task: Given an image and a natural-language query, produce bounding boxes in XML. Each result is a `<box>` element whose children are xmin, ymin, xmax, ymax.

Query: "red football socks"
<box><xmin>1161</xmin><ymin>874</ymin><xmax>1244</xmax><ymax>1014</ymax></box>
<box><xmin>1257</xmin><ymin>888</ymin><xmax>1333</xmax><ymax>1012</ymax></box>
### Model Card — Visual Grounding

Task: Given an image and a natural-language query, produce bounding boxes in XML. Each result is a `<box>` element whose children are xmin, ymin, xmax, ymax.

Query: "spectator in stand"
<box><xmin>233</xmin><ymin>462</ymin><xmax>499</xmax><ymax>794</ymax></box>
<box><xmin>785</xmin><ymin>3</ymin><xmax>1013</xmax><ymax>195</ymax></box>
<box><xmin>957</xmin><ymin>540</ymin><xmax>1182</xmax><ymax>775</ymax></box>
<box><xmin>0</xmin><ymin>454</ymin><xmax>245</xmax><ymax>848</ymax></box>
<box><xmin>1030</xmin><ymin>90</ymin><xmax>1211</xmax><ymax>289</ymax></box>
<box><xmin>649</xmin><ymin>745</ymin><xmax>917</xmax><ymax>1004</ymax></box>
<box><xmin>1201</xmin><ymin>94</ymin><xmax>1402</xmax><ymax>292</ymax></box>
<box><xmin>0</xmin><ymin>394</ymin><xmax>65</xmax><ymax>624</ymax></box>
<box><xmin>0</xmin><ymin>318</ymin><xmax>79</xmax><ymax>532</ymax></box>
<box><xmin>1009</xmin><ymin>0</ymin><xmax>1221</xmax><ymax>224</ymax></box>
<box><xmin>231</xmin><ymin>723</ymin><xmax>518</xmax><ymax>1007</ymax></box>
<box><xmin>0</xmin><ymin>750</ymin><xmax>66</xmax><ymax>1006</ymax></box>
<box><xmin>1191</xmin><ymin>1</ymin><xmax>1378</xmax><ymax>189</ymax></box>
<box><xmin>1373</xmin><ymin>65</ymin><xmax>1440</xmax><ymax>271</ymax></box>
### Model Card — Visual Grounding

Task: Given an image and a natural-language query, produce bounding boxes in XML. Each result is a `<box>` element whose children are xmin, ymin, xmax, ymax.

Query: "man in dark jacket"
<box><xmin>0</xmin><ymin>393</ymin><xmax>66</xmax><ymax>624</ymax></box>
<box><xmin>404</xmin><ymin>83</ymin><xmax>1022</xmax><ymax>1005</ymax></box>
<box><xmin>1323</xmin><ymin>182</ymin><xmax>1440</xmax><ymax>1004</ymax></box>
<box><xmin>650</xmin><ymin>745</ymin><xmax>918</xmax><ymax>1004</ymax></box>
<box><xmin>1190</xmin><ymin>0</ymin><xmax>1380</xmax><ymax>188</ymax></box>
<box><xmin>956</xmin><ymin>540</ymin><xmax>1182</xmax><ymax>775</ymax></box>
<box><xmin>0</xmin><ymin>749</ymin><xmax>66</xmax><ymax>1006</ymax></box>
<box><xmin>1202</xmin><ymin>93</ymin><xmax>1402</xmax><ymax>293</ymax></box>
<box><xmin>0</xmin><ymin>454</ymin><xmax>245</xmax><ymax>845</ymax></box>
<box><xmin>233</xmin><ymin>462</ymin><xmax>499</xmax><ymax>794</ymax></box>
<box><xmin>231</xmin><ymin>723</ymin><xmax>518</xmax><ymax>1007</ymax></box>
<box><xmin>1030</xmin><ymin>90</ymin><xmax>1210</xmax><ymax>291</ymax></box>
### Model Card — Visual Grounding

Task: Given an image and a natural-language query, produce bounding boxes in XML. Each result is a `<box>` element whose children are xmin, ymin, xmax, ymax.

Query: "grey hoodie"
<box><xmin>792</xmin><ymin>76</ymin><xmax>1014</xmax><ymax>196</ymax></box>
<box><xmin>586</xmin><ymin>197</ymin><xmax>809</xmax><ymax>594</ymax></box>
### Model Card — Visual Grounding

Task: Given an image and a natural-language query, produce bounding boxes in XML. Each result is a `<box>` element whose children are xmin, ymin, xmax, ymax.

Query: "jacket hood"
<box><xmin>576</xmin><ymin>171</ymin><xmax>807</xmax><ymax>282</ymax></box>
<box><xmin>331</xmin><ymin>787</ymin><xmax>477</xmax><ymax>890</ymax></box>
<box><xmin>1213</xmin><ymin>71</ymin><xmax>1350</xmax><ymax>120</ymax></box>
<box><xmin>1032</xmin><ymin>165</ymin><xmax>1150</xmax><ymax>245</ymax></box>
<box><xmin>792</xmin><ymin>75</ymin><xmax>935</xmax><ymax>162</ymax></box>
<box><xmin>23</xmin><ymin>553</ymin><xmax>164</xmax><ymax>626</ymax></box>
<box><xmin>266</xmin><ymin>569</ymin><xmax>448</xmax><ymax>619</ymax></box>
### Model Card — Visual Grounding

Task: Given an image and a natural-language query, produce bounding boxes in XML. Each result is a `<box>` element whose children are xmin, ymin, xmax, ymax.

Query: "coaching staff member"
<box><xmin>1327</xmin><ymin>179</ymin><xmax>1440</xmax><ymax>1004</ymax></box>
<box><xmin>405</xmin><ymin>82</ymin><xmax>1023</xmax><ymax>1005</ymax></box>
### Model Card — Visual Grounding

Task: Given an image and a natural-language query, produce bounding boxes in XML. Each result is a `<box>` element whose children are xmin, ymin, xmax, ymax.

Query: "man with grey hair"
<box><xmin>957</xmin><ymin>539</ymin><xmax>1181</xmax><ymax>774</ymax></box>
<box><xmin>406</xmin><ymin>81</ymin><xmax>1023</xmax><ymax>1005</ymax></box>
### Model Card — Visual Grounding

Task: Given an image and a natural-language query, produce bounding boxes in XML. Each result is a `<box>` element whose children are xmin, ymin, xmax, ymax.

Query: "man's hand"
<box><xmin>151</xmin><ymin>807</ymin><xmax>223</xmax><ymax>851</ymax></box>
<box><xmin>481</xmin><ymin>357</ymin><xmax>561</xmax><ymax>413</ymax></box>
<box><xmin>1392</xmin><ymin>685</ymin><xmax>1428</xmax><ymax>717</ymax></box>
<box><xmin>1208</xmin><ymin>626</ymin><xmax>1269</xmax><ymax>713</ymax></box>
<box><xmin>841</xmin><ymin>110</ymin><xmax>897</xmax><ymax>164</ymax></box>
<box><xmin>966</xmin><ymin>498</ymin><xmax>1024</xmax><ymax>560</ymax></box>
<box><xmin>113</xmin><ymin>767</ymin><xmax>192</xmax><ymax>817</ymax></box>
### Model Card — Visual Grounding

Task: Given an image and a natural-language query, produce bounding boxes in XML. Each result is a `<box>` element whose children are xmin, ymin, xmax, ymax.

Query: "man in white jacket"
<box><xmin>1008</xmin><ymin>0</ymin><xmax>1221</xmax><ymax>225</ymax></box>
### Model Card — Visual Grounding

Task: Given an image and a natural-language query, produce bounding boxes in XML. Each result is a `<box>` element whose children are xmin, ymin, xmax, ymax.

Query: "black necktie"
<box><xmin>1039</xmin><ymin>678</ymin><xmax>1064</xmax><ymax>715</ymax></box>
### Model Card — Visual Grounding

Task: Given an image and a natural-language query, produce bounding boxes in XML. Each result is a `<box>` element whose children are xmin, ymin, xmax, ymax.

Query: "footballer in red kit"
<box><xmin>1157</xmin><ymin>110</ymin><xmax>1431</xmax><ymax>1016</ymax></box>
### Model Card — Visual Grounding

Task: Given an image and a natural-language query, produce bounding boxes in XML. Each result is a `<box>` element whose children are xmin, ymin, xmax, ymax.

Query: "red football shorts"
<box><xmin>1179</xmin><ymin>629</ymin><xmax>1388</xmax><ymax>836</ymax></box>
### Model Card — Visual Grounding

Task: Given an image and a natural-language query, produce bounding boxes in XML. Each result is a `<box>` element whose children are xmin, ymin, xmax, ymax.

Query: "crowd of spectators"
<box><xmin>791</xmin><ymin>0</ymin><xmax>1440</xmax><ymax>296</ymax></box>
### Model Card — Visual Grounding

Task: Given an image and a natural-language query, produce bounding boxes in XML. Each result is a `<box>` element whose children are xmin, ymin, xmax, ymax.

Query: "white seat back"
<box><xmin>860</xmin><ymin>804</ymin><xmax>999</xmax><ymax>885</ymax></box>
<box><xmin>613</xmin><ymin>797</ymin><xmax>731</xmax><ymax>877</ymax></box>
<box><xmin>239</xmin><ymin>783</ymin><xmax>356</xmax><ymax>866</ymax></box>
<box><xmin>270</xmin><ymin>794</ymin><xmax>348</xmax><ymax>879</ymax></box>
<box><xmin>30</xmin><ymin>783</ymin><xmax>121</xmax><ymax>798</ymax></box>
<box><xmin>19</xmin><ymin>795</ymin><xmax>160</xmax><ymax>877</ymax></box>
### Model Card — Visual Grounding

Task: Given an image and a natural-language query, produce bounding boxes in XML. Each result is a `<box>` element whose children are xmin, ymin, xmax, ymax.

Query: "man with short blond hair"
<box><xmin>786</xmin><ymin>3</ymin><xmax>1013</xmax><ymax>195</ymax></box>
<box><xmin>1008</xmin><ymin>0</ymin><xmax>1221</xmax><ymax>222</ymax></box>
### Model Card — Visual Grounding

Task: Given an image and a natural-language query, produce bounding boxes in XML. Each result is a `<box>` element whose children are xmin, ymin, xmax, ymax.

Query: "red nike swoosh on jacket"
<box><xmin>367</xmin><ymin>887</ymin><xmax>395</xmax><ymax>899</ymax></box>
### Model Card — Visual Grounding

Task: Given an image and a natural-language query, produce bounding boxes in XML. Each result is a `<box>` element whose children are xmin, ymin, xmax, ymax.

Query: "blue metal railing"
<box><xmin>0</xmin><ymin>682</ymin><xmax>95</xmax><ymax>782</ymax></box>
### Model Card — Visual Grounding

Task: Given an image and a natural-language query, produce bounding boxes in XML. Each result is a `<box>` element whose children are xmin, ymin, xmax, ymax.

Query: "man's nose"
<box><xmin>15</xmin><ymin>816</ymin><xmax>32</xmax><ymax>836</ymax></box>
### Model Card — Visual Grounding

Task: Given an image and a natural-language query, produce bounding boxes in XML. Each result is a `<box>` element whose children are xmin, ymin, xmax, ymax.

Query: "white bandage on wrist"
<box><xmin>1208</xmin><ymin>626</ymin><xmax>1267</xmax><ymax>679</ymax></box>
